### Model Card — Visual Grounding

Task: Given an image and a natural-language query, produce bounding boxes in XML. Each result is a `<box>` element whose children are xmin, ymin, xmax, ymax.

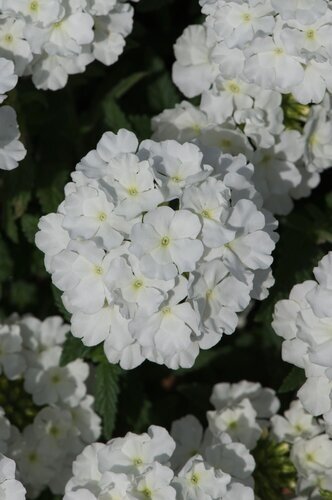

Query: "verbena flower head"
<box><xmin>164</xmin><ymin>0</ymin><xmax>332</xmax><ymax>216</ymax></box>
<box><xmin>0</xmin><ymin>0</ymin><xmax>140</xmax><ymax>90</ymax></box>
<box><xmin>0</xmin><ymin>314</ymin><xmax>101</xmax><ymax>498</ymax></box>
<box><xmin>272</xmin><ymin>251</ymin><xmax>332</xmax><ymax>428</ymax></box>
<box><xmin>36</xmin><ymin>129</ymin><xmax>278</xmax><ymax>370</ymax></box>
<box><xmin>0</xmin><ymin>57</ymin><xmax>26</xmax><ymax>171</ymax></box>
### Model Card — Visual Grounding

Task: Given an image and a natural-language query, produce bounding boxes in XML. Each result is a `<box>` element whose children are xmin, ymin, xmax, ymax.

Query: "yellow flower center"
<box><xmin>133</xmin><ymin>279</ymin><xmax>143</xmax><ymax>289</ymax></box>
<box><xmin>305</xmin><ymin>29</ymin><xmax>316</xmax><ymax>40</ymax></box>
<box><xmin>242</xmin><ymin>12</ymin><xmax>252</xmax><ymax>22</ymax></box>
<box><xmin>141</xmin><ymin>488</ymin><xmax>152</xmax><ymax>498</ymax></box>
<box><xmin>201</xmin><ymin>209</ymin><xmax>213</xmax><ymax>219</ymax></box>
<box><xmin>98</xmin><ymin>211</ymin><xmax>107</xmax><ymax>222</ymax></box>
<box><xmin>220</xmin><ymin>139</ymin><xmax>232</xmax><ymax>149</ymax></box>
<box><xmin>94</xmin><ymin>265</ymin><xmax>103</xmax><ymax>275</ymax></box>
<box><xmin>161</xmin><ymin>236</ymin><xmax>170</xmax><ymax>247</ymax></box>
<box><xmin>162</xmin><ymin>306</ymin><xmax>171</xmax><ymax>315</ymax></box>
<box><xmin>29</xmin><ymin>1</ymin><xmax>39</xmax><ymax>12</ymax></box>
<box><xmin>227</xmin><ymin>81</ymin><xmax>241</xmax><ymax>94</ymax></box>
<box><xmin>133</xmin><ymin>457</ymin><xmax>143</xmax><ymax>466</ymax></box>
<box><xmin>274</xmin><ymin>47</ymin><xmax>284</xmax><ymax>56</ymax></box>
<box><xmin>4</xmin><ymin>34</ymin><xmax>13</xmax><ymax>43</ymax></box>
<box><xmin>191</xmin><ymin>473</ymin><xmax>200</xmax><ymax>485</ymax></box>
<box><xmin>171</xmin><ymin>175</ymin><xmax>182</xmax><ymax>183</ymax></box>
<box><xmin>128</xmin><ymin>186</ymin><xmax>138</xmax><ymax>196</ymax></box>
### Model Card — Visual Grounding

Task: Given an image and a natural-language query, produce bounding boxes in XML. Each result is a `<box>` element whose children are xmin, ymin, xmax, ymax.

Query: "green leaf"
<box><xmin>320</xmin><ymin>489</ymin><xmax>332</xmax><ymax>499</ymax></box>
<box><xmin>52</xmin><ymin>286</ymin><xmax>71</xmax><ymax>321</ymax></box>
<box><xmin>60</xmin><ymin>334</ymin><xmax>91</xmax><ymax>366</ymax></box>
<box><xmin>0</xmin><ymin>238</ymin><xmax>13</xmax><ymax>283</ymax></box>
<box><xmin>102</xmin><ymin>98</ymin><xmax>131</xmax><ymax>131</ymax></box>
<box><xmin>279</xmin><ymin>367</ymin><xmax>306</xmax><ymax>394</ymax></box>
<box><xmin>148</xmin><ymin>71</ymin><xmax>180</xmax><ymax>113</ymax></box>
<box><xmin>95</xmin><ymin>363</ymin><xmax>121</xmax><ymax>439</ymax></box>
<box><xmin>10</xmin><ymin>280</ymin><xmax>37</xmax><ymax>310</ymax></box>
<box><xmin>37</xmin><ymin>169</ymin><xmax>68</xmax><ymax>213</ymax></box>
<box><xmin>129</xmin><ymin>114</ymin><xmax>151</xmax><ymax>141</ymax></box>
<box><xmin>137</xmin><ymin>0</ymin><xmax>175</xmax><ymax>12</ymax></box>
<box><xmin>110</xmin><ymin>72</ymin><xmax>148</xmax><ymax>100</ymax></box>
<box><xmin>21</xmin><ymin>214</ymin><xmax>39</xmax><ymax>243</ymax></box>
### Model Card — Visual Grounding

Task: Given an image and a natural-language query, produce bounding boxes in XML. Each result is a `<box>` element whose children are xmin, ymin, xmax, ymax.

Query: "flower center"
<box><xmin>141</xmin><ymin>488</ymin><xmax>152</xmax><ymax>498</ymax></box>
<box><xmin>162</xmin><ymin>306</ymin><xmax>171</xmax><ymax>315</ymax></box>
<box><xmin>220</xmin><ymin>138</ymin><xmax>232</xmax><ymax>149</ymax></box>
<box><xmin>305</xmin><ymin>29</ymin><xmax>316</xmax><ymax>40</ymax></box>
<box><xmin>4</xmin><ymin>34</ymin><xmax>13</xmax><ymax>43</ymax></box>
<box><xmin>171</xmin><ymin>175</ymin><xmax>182</xmax><ymax>183</ymax></box>
<box><xmin>201</xmin><ymin>209</ymin><xmax>213</xmax><ymax>219</ymax></box>
<box><xmin>161</xmin><ymin>236</ymin><xmax>170</xmax><ymax>247</ymax></box>
<box><xmin>128</xmin><ymin>186</ymin><xmax>138</xmax><ymax>196</ymax></box>
<box><xmin>241</xmin><ymin>12</ymin><xmax>252</xmax><ymax>23</ymax></box>
<box><xmin>28</xmin><ymin>452</ymin><xmax>38</xmax><ymax>463</ymax></box>
<box><xmin>98</xmin><ymin>211</ymin><xmax>107</xmax><ymax>222</ymax></box>
<box><xmin>94</xmin><ymin>265</ymin><xmax>103</xmax><ymax>275</ymax></box>
<box><xmin>227</xmin><ymin>81</ymin><xmax>241</xmax><ymax>94</ymax></box>
<box><xmin>29</xmin><ymin>1</ymin><xmax>39</xmax><ymax>11</ymax></box>
<box><xmin>51</xmin><ymin>374</ymin><xmax>61</xmax><ymax>384</ymax></box>
<box><xmin>53</xmin><ymin>21</ymin><xmax>63</xmax><ymax>29</ymax></box>
<box><xmin>133</xmin><ymin>279</ymin><xmax>143</xmax><ymax>289</ymax></box>
<box><xmin>206</xmin><ymin>289</ymin><xmax>213</xmax><ymax>300</ymax></box>
<box><xmin>274</xmin><ymin>47</ymin><xmax>284</xmax><ymax>56</ymax></box>
<box><xmin>133</xmin><ymin>457</ymin><xmax>143</xmax><ymax>466</ymax></box>
<box><xmin>191</xmin><ymin>473</ymin><xmax>200</xmax><ymax>485</ymax></box>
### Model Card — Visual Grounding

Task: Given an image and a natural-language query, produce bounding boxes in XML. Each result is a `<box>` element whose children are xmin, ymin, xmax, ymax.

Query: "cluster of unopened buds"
<box><xmin>0</xmin><ymin>314</ymin><xmax>101</xmax><ymax>498</ymax></box>
<box><xmin>35</xmin><ymin>128</ymin><xmax>278</xmax><ymax>369</ymax></box>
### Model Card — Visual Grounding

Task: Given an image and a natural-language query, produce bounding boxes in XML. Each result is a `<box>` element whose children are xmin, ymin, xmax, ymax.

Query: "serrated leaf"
<box><xmin>60</xmin><ymin>334</ymin><xmax>91</xmax><ymax>366</ymax></box>
<box><xmin>102</xmin><ymin>98</ymin><xmax>131</xmax><ymax>131</ymax></box>
<box><xmin>110</xmin><ymin>72</ymin><xmax>148</xmax><ymax>100</ymax></box>
<box><xmin>21</xmin><ymin>214</ymin><xmax>39</xmax><ymax>243</ymax></box>
<box><xmin>95</xmin><ymin>363</ymin><xmax>121</xmax><ymax>439</ymax></box>
<box><xmin>279</xmin><ymin>367</ymin><xmax>306</xmax><ymax>394</ymax></box>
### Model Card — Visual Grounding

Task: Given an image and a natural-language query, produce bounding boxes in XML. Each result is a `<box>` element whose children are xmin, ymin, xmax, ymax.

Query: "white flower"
<box><xmin>130</xmin><ymin>206</ymin><xmax>203</xmax><ymax>279</ymax></box>
<box><xmin>38</xmin><ymin>129</ymin><xmax>278</xmax><ymax>369</ymax></box>
<box><xmin>0</xmin><ymin>454</ymin><xmax>26</xmax><ymax>500</ymax></box>
<box><xmin>172</xmin><ymin>454</ymin><xmax>231</xmax><ymax>500</ymax></box>
<box><xmin>130</xmin><ymin>280</ymin><xmax>201</xmax><ymax>369</ymax></box>
<box><xmin>133</xmin><ymin>463</ymin><xmax>176</xmax><ymax>500</ymax></box>
<box><xmin>24</xmin><ymin>358</ymin><xmax>88</xmax><ymax>406</ymax></box>
<box><xmin>170</xmin><ymin>415</ymin><xmax>205</xmax><ymax>470</ymax></box>
<box><xmin>210</xmin><ymin>380</ymin><xmax>280</xmax><ymax>419</ymax></box>
<box><xmin>271</xmin><ymin>400</ymin><xmax>321</xmax><ymax>443</ymax></box>
<box><xmin>271</xmin><ymin>0</ymin><xmax>328</xmax><ymax>24</ymax></box>
<box><xmin>207</xmin><ymin>398</ymin><xmax>262</xmax><ymax>450</ymax></box>
<box><xmin>0</xmin><ymin>323</ymin><xmax>25</xmax><ymax>379</ymax></box>
<box><xmin>97</xmin><ymin>426</ymin><xmax>176</xmax><ymax>475</ymax></box>
<box><xmin>251</xmin><ymin>130</ymin><xmax>303</xmax><ymax>215</ymax></box>
<box><xmin>0</xmin><ymin>106</ymin><xmax>26</xmax><ymax>171</ymax></box>
<box><xmin>2</xmin><ymin>0</ymin><xmax>63</xmax><ymax>27</ymax></box>
<box><xmin>172</xmin><ymin>24</ymin><xmax>219</xmax><ymax>97</ymax></box>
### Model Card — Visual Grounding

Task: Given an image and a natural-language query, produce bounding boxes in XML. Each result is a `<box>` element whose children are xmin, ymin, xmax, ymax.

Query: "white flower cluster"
<box><xmin>0</xmin><ymin>57</ymin><xmax>26</xmax><ymax>170</ymax></box>
<box><xmin>35</xmin><ymin>129</ymin><xmax>278</xmax><ymax>370</ymax></box>
<box><xmin>64</xmin><ymin>380</ymin><xmax>280</xmax><ymax>500</ymax></box>
<box><xmin>0</xmin><ymin>0</ymin><xmax>140</xmax><ymax>91</ymax></box>
<box><xmin>0</xmin><ymin>454</ymin><xmax>26</xmax><ymax>500</ymax></box>
<box><xmin>272</xmin><ymin>251</ymin><xmax>332</xmax><ymax>430</ymax></box>
<box><xmin>158</xmin><ymin>0</ymin><xmax>332</xmax><ymax>216</ymax></box>
<box><xmin>0</xmin><ymin>315</ymin><xmax>101</xmax><ymax>498</ymax></box>
<box><xmin>178</xmin><ymin>0</ymin><xmax>332</xmax><ymax>105</ymax></box>
<box><xmin>272</xmin><ymin>399</ymin><xmax>332</xmax><ymax>498</ymax></box>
